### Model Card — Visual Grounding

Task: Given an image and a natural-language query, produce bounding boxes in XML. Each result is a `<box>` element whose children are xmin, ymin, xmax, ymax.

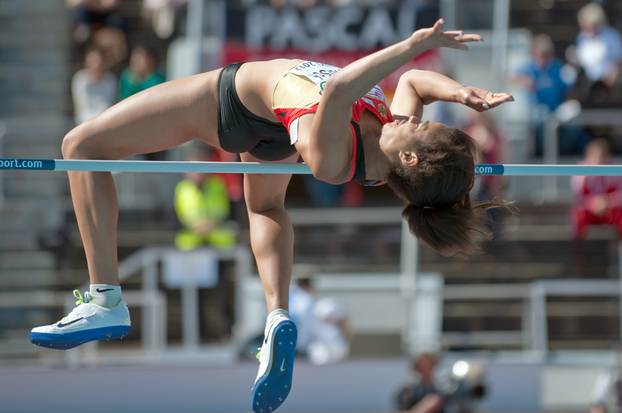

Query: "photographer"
<box><xmin>394</xmin><ymin>354</ymin><xmax>486</xmax><ymax>413</ymax></box>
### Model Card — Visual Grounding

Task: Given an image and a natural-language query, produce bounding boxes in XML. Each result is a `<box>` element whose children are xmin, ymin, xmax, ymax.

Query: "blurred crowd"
<box><xmin>67</xmin><ymin>0</ymin><xmax>178</xmax><ymax>127</ymax></box>
<box><xmin>511</xmin><ymin>2</ymin><xmax>622</xmax><ymax>156</ymax></box>
<box><xmin>509</xmin><ymin>2</ymin><xmax>622</xmax><ymax>238</ymax></box>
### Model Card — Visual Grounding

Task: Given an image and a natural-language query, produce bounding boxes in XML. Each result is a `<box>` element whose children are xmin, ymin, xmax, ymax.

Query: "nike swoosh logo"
<box><xmin>279</xmin><ymin>358</ymin><xmax>286</xmax><ymax>372</ymax></box>
<box><xmin>57</xmin><ymin>317</ymin><xmax>85</xmax><ymax>328</ymax></box>
<box><xmin>96</xmin><ymin>288</ymin><xmax>114</xmax><ymax>293</ymax></box>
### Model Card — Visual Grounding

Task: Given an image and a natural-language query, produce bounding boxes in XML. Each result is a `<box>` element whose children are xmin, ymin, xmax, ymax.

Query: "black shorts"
<box><xmin>217</xmin><ymin>63</ymin><xmax>296</xmax><ymax>161</ymax></box>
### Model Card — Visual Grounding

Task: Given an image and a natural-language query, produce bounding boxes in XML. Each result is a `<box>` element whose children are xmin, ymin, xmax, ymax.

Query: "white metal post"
<box><xmin>142</xmin><ymin>251</ymin><xmax>159</xmax><ymax>353</ymax></box>
<box><xmin>543</xmin><ymin>119</ymin><xmax>560</xmax><ymax>200</ymax></box>
<box><xmin>400</xmin><ymin>219</ymin><xmax>419</xmax><ymax>354</ymax></box>
<box><xmin>181</xmin><ymin>280</ymin><xmax>200</xmax><ymax>350</ymax></box>
<box><xmin>529</xmin><ymin>283</ymin><xmax>548</xmax><ymax>354</ymax></box>
<box><xmin>187</xmin><ymin>0</ymin><xmax>205</xmax><ymax>74</ymax></box>
<box><xmin>491</xmin><ymin>0</ymin><xmax>510</xmax><ymax>84</ymax></box>
<box><xmin>233</xmin><ymin>246</ymin><xmax>252</xmax><ymax>343</ymax></box>
<box><xmin>440</xmin><ymin>0</ymin><xmax>456</xmax><ymax>30</ymax></box>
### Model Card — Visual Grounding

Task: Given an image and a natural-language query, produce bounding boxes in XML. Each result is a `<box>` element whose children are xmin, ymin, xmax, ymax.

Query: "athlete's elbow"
<box><xmin>309</xmin><ymin>160</ymin><xmax>342</xmax><ymax>184</ymax></box>
<box><xmin>323</xmin><ymin>78</ymin><xmax>350</xmax><ymax>103</ymax></box>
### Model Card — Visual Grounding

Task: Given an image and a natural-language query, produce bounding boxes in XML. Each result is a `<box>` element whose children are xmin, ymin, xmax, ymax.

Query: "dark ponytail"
<box><xmin>386</xmin><ymin>127</ymin><xmax>509</xmax><ymax>256</ymax></box>
<box><xmin>401</xmin><ymin>197</ymin><xmax>504</xmax><ymax>255</ymax></box>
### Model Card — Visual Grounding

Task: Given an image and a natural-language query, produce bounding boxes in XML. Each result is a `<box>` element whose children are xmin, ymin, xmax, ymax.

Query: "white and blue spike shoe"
<box><xmin>252</xmin><ymin>317</ymin><xmax>297</xmax><ymax>413</ymax></box>
<box><xmin>30</xmin><ymin>290</ymin><xmax>131</xmax><ymax>350</ymax></box>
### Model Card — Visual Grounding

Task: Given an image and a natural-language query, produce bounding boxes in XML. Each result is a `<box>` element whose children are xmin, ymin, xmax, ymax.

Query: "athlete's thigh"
<box><xmin>73</xmin><ymin>73</ymin><xmax>220</xmax><ymax>159</ymax></box>
<box><xmin>241</xmin><ymin>152</ymin><xmax>299</xmax><ymax>212</ymax></box>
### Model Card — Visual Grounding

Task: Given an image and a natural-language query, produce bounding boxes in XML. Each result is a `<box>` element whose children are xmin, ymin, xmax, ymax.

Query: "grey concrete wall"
<box><xmin>0</xmin><ymin>358</ymin><xmax>542</xmax><ymax>413</ymax></box>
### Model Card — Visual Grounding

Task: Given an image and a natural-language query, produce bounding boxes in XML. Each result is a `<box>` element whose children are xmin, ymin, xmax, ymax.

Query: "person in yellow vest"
<box><xmin>174</xmin><ymin>147</ymin><xmax>236</xmax><ymax>250</ymax></box>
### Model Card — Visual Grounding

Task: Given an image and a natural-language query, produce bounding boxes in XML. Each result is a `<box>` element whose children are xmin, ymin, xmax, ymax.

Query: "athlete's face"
<box><xmin>379</xmin><ymin>116</ymin><xmax>447</xmax><ymax>168</ymax></box>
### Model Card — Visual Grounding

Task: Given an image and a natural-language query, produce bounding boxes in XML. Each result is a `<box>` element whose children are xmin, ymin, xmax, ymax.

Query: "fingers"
<box><xmin>443</xmin><ymin>32</ymin><xmax>482</xmax><ymax>42</ymax></box>
<box><xmin>478</xmin><ymin>93</ymin><xmax>515</xmax><ymax>111</ymax></box>
<box><xmin>469</xmin><ymin>97</ymin><xmax>489</xmax><ymax>111</ymax></box>
<box><xmin>496</xmin><ymin>93</ymin><xmax>515</xmax><ymax>103</ymax></box>
<box><xmin>488</xmin><ymin>93</ymin><xmax>515</xmax><ymax>108</ymax></box>
<box><xmin>428</xmin><ymin>19</ymin><xmax>482</xmax><ymax>50</ymax></box>
<box><xmin>432</xmin><ymin>18</ymin><xmax>445</xmax><ymax>32</ymax></box>
<box><xmin>458</xmin><ymin>33</ymin><xmax>483</xmax><ymax>42</ymax></box>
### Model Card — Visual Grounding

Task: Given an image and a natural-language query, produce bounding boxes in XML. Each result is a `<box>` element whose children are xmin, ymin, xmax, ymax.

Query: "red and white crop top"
<box><xmin>272</xmin><ymin>61</ymin><xmax>393</xmax><ymax>186</ymax></box>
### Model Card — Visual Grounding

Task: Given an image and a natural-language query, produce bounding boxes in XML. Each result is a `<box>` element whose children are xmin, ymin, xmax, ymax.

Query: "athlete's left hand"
<box><xmin>458</xmin><ymin>86</ymin><xmax>514</xmax><ymax>112</ymax></box>
<box><xmin>412</xmin><ymin>18</ymin><xmax>482</xmax><ymax>51</ymax></box>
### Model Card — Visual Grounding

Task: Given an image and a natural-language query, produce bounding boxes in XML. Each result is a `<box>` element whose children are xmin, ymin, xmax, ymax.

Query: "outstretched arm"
<box><xmin>391</xmin><ymin>69</ymin><xmax>514</xmax><ymax>117</ymax></box>
<box><xmin>391</xmin><ymin>70</ymin><xmax>514</xmax><ymax>118</ymax></box>
<box><xmin>322</xmin><ymin>18</ymin><xmax>479</xmax><ymax>106</ymax></box>
<box><xmin>303</xmin><ymin>18</ymin><xmax>481</xmax><ymax>182</ymax></box>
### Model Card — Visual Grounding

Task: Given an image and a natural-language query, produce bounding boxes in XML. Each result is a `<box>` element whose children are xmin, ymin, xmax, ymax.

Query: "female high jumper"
<box><xmin>30</xmin><ymin>19</ymin><xmax>513</xmax><ymax>413</ymax></box>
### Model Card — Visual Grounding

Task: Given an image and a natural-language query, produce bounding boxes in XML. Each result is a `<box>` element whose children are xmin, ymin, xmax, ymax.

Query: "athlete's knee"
<box><xmin>62</xmin><ymin>126</ymin><xmax>87</xmax><ymax>160</ymax></box>
<box><xmin>61</xmin><ymin>123</ymin><xmax>107</xmax><ymax>160</ymax></box>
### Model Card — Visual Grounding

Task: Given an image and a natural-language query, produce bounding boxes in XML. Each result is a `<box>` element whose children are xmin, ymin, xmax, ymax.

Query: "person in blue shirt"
<box><xmin>514</xmin><ymin>34</ymin><xmax>588</xmax><ymax>155</ymax></box>
<box><xmin>516</xmin><ymin>34</ymin><xmax>569</xmax><ymax>112</ymax></box>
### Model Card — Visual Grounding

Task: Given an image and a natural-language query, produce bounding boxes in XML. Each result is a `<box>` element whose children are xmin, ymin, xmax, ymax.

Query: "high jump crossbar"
<box><xmin>1</xmin><ymin>159</ymin><xmax>622</xmax><ymax>176</ymax></box>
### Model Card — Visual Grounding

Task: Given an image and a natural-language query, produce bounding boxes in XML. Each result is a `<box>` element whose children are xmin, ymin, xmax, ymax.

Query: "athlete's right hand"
<box><xmin>411</xmin><ymin>18</ymin><xmax>482</xmax><ymax>51</ymax></box>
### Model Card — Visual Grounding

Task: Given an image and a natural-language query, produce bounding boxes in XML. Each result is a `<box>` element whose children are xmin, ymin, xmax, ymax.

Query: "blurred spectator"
<box><xmin>577</xmin><ymin>3</ymin><xmax>622</xmax><ymax>87</ymax></box>
<box><xmin>289</xmin><ymin>276</ymin><xmax>351</xmax><ymax>365</ymax></box>
<box><xmin>142</xmin><ymin>0</ymin><xmax>187</xmax><ymax>39</ymax></box>
<box><xmin>511</xmin><ymin>34</ymin><xmax>589</xmax><ymax>155</ymax></box>
<box><xmin>119</xmin><ymin>46</ymin><xmax>166</xmax><ymax>100</ymax></box>
<box><xmin>572</xmin><ymin>139</ymin><xmax>622</xmax><ymax>239</ymax></box>
<box><xmin>573</xmin><ymin>2</ymin><xmax>622</xmax><ymax>106</ymax></box>
<box><xmin>305</xmin><ymin>177</ymin><xmax>343</xmax><ymax>207</ymax></box>
<box><xmin>304</xmin><ymin>177</ymin><xmax>363</xmax><ymax>207</ymax></box>
<box><xmin>395</xmin><ymin>353</ymin><xmax>445</xmax><ymax>413</ymax></box>
<box><xmin>395</xmin><ymin>356</ymin><xmax>486</xmax><ymax>413</ymax></box>
<box><xmin>307</xmin><ymin>297</ymin><xmax>350</xmax><ymax>365</ymax></box>
<box><xmin>174</xmin><ymin>146</ymin><xmax>237</xmax><ymax>250</ymax></box>
<box><xmin>591</xmin><ymin>349</ymin><xmax>622</xmax><ymax>413</ymax></box>
<box><xmin>289</xmin><ymin>277</ymin><xmax>317</xmax><ymax>353</ymax></box>
<box><xmin>515</xmin><ymin>34</ymin><xmax>570</xmax><ymax>113</ymax></box>
<box><xmin>71</xmin><ymin>47</ymin><xmax>117</xmax><ymax>124</ymax></box>
<box><xmin>591</xmin><ymin>370</ymin><xmax>620</xmax><ymax>413</ymax></box>
<box><xmin>92</xmin><ymin>27</ymin><xmax>129</xmax><ymax>71</ymax></box>
<box><xmin>464</xmin><ymin>112</ymin><xmax>503</xmax><ymax>200</ymax></box>
<box><xmin>66</xmin><ymin>0</ymin><xmax>124</xmax><ymax>44</ymax></box>
<box><xmin>463</xmin><ymin>112</ymin><xmax>504</xmax><ymax>238</ymax></box>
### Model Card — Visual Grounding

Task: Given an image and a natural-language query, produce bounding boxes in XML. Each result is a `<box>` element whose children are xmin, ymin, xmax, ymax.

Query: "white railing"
<box><xmin>2</xmin><ymin>207</ymin><xmax>621</xmax><ymax>360</ymax></box>
<box><xmin>65</xmin><ymin>245</ymin><xmax>253</xmax><ymax>364</ymax></box>
<box><xmin>0</xmin><ymin>245</ymin><xmax>252</xmax><ymax>362</ymax></box>
<box><xmin>269</xmin><ymin>272</ymin><xmax>621</xmax><ymax>354</ymax></box>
